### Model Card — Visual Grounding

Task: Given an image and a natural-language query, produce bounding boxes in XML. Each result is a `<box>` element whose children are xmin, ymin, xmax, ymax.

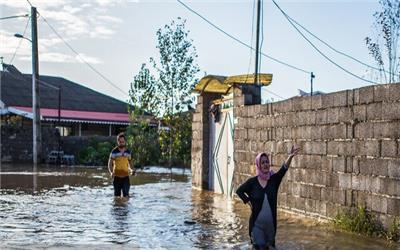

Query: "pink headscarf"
<box><xmin>255</xmin><ymin>152</ymin><xmax>274</xmax><ymax>181</ymax></box>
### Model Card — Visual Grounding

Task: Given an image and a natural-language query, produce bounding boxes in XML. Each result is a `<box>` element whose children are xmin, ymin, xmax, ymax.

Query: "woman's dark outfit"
<box><xmin>236</xmin><ymin>164</ymin><xmax>288</xmax><ymax>248</ymax></box>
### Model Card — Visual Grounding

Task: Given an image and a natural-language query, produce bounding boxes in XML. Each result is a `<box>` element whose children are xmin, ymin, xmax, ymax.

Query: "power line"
<box><xmin>264</xmin><ymin>87</ymin><xmax>285</xmax><ymax>100</ymax></box>
<box><xmin>0</xmin><ymin>14</ymin><xmax>29</xmax><ymax>20</ymax></box>
<box><xmin>38</xmin><ymin>13</ymin><xmax>129</xmax><ymax>98</ymax></box>
<box><xmin>177</xmin><ymin>0</ymin><xmax>311</xmax><ymax>74</ymax></box>
<box><xmin>9</xmin><ymin>16</ymin><xmax>31</xmax><ymax>66</ymax></box>
<box><xmin>281</xmin><ymin>9</ymin><xmax>399</xmax><ymax>78</ymax></box>
<box><xmin>272</xmin><ymin>0</ymin><xmax>379</xmax><ymax>85</ymax></box>
<box><xmin>26</xmin><ymin>0</ymin><xmax>33</xmax><ymax>7</ymax></box>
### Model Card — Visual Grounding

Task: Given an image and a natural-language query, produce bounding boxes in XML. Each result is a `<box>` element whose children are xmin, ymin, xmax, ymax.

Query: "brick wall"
<box><xmin>232</xmin><ymin>83</ymin><xmax>400</xmax><ymax>227</ymax></box>
<box><xmin>1</xmin><ymin>125</ymin><xmax>59</xmax><ymax>162</ymax></box>
<box><xmin>191</xmin><ymin>83</ymin><xmax>400</xmax><ymax>227</ymax></box>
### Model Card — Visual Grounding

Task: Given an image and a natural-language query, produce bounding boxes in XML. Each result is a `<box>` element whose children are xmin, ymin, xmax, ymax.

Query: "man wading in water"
<box><xmin>108</xmin><ymin>133</ymin><xmax>135</xmax><ymax>200</ymax></box>
<box><xmin>236</xmin><ymin>145</ymin><xmax>300</xmax><ymax>250</ymax></box>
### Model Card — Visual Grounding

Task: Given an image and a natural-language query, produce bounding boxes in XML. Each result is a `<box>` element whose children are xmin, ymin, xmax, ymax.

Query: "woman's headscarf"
<box><xmin>255</xmin><ymin>152</ymin><xmax>274</xmax><ymax>181</ymax></box>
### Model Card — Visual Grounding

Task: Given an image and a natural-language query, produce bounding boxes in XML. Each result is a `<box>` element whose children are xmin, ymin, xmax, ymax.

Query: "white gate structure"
<box><xmin>209</xmin><ymin>104</ymin><xmax>235</xmax><ymax>197</ymax></box>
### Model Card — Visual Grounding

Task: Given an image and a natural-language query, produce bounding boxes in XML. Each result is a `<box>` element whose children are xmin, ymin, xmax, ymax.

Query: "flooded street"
<box><xmin>0</xmin><ymin>165</ymin><xmax>397</xmax><ymax>249</ymax></box>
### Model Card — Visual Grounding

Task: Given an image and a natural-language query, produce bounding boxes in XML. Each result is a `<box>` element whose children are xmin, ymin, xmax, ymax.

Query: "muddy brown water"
<box><xmin>0</xmin><ymin>164</ymin><xmax>397</xmax><ymax>249</ymax></box>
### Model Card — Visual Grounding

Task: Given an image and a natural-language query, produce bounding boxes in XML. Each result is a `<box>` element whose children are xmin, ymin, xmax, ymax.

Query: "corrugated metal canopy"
<box><xmin>194</xmin><ymin>74</ymin><xmax>273</xmax><ymax>94</ymax></box>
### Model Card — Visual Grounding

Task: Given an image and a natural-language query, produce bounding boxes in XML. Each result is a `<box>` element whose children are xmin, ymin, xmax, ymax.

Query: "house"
<box><xmin>0</xmin><ymin>63</ymin><xmax>156</xmax><ymax>136</ymax></box>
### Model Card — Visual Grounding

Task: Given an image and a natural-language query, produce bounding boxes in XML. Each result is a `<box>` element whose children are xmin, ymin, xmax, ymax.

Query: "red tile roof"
<box><xmin>11</xmin><ymin>106</ymin><xmax>130</xmax><ymax>123</ymax></box>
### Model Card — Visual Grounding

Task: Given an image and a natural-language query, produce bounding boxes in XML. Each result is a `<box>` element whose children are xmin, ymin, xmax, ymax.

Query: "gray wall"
<box><xmin>192</xmin><ymin>83</ymin><xmax>400</xmax><ymax>228</ymax></box>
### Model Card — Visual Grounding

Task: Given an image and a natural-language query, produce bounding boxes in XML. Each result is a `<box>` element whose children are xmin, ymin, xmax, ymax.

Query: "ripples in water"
<box><xmin>0</xmin><ymin>165</ymin><xmax>397</xmax><ymax>249</ymax></box>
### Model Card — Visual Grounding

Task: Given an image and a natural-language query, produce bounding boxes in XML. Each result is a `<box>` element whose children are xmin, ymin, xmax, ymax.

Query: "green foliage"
<box><xmin>78</xmin><ymin>138</ymin><xmax>114</xmax><ymax>166</ymax></box>
<box><xmin>125</xmin><ymin>119</ymin><xmax>160</xmax><ymax>168</ymax></box>
<box><xmin>128</xmin><ymin>17</ymin><xmax>199</xmax><ymax>167</ymax></box>
<box><xmin>365</xmin><ymin>0</ymin><xmax>400</xmax><ymax>83</ymax></box>
<box><xmin>333</xmin><ymin>206</ymin><xmax>380</xmax><ymax>236</ymax></box>
<box><xmin>334</xmin><ymin>207</ymin><xmax>400</xmax><ymax>242</ymax></box>
<box><xmin>150</xmin><ymin>17</ymin><xmax>200</xmax><ymax>117</ymax></box>
<box><xmin>129</xmin><ymin>63</ymin><xmax>158</xmax><ymax>116</ymax></box>
<box><xmin>385</xmin><ymin>217</ymin><xmax>400</xmax><ymax>242</ymax></box>
<box><xmin>158</xmin><ymin>112</ymin><xmax>192</xmax><ymax>167</ymax></box>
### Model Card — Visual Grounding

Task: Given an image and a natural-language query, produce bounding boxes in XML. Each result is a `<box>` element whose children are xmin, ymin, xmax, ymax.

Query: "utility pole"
<box><xmin>254</xmin><ymin>0</ymin><xmax>262</xmax><ymax>85</ymax></box>
<box><xmin>58</xmin><ymin>86</ymin><xmax>61</xmax><ymax>164</ymax></box>
<box><xmin>310</xmin><ymin>72</ymin><xmax>315</xmax><ymax>96</ymax></box>
<box><xmin>31</xmin><ymin>6</ymin><xmax>41</xmax><ymax>166</ymax></box>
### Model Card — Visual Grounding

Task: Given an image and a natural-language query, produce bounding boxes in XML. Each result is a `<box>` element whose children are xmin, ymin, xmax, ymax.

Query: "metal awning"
<box><xmin>193</xmin><ymin>74</ymin><xmax>273</xmax><ymax>94</ymax></box>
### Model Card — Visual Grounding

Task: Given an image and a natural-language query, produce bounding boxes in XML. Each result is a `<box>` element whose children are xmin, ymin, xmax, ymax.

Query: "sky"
<box><xmin>0</xmin><ymin>0</ymin><xmax>382</xmax><ymax>104</ymax></box>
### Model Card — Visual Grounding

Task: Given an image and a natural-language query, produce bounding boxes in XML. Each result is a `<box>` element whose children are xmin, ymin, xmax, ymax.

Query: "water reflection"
<box><xmin>0</xmin><ymin>165</ymin><xmax>398</xmax><ymax>249</ymax></box>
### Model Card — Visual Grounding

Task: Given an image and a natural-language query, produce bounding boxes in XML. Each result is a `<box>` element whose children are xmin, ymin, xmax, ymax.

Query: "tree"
<box><xmin>365</xmin><ymin>0</ymin><xmax>400</xmax><ymax>83</ymax></box>
<box><xmin>128</xmin><ymin>18</ymin><xmax>200</xmax><ymax>167</ymax></box>
<box><xmin>150</xmin><ymin>17</ymin><xmax>200</xmax><ymax>117</ymax></box>
<box><xmin>129</xmin><ymin>63</ymin><xmax>158</xmax><ymax>116</ymax></box>
<box><xmin>127</xmin><ymin>64</ymin><xmax>161</xmax><ymax>167</ymax></box>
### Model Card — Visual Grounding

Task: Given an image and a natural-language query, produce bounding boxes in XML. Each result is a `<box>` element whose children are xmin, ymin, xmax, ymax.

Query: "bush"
<box><xmin>333</xmin><ymin>206</ymin><xmax>380</xmax><ymax>236</ymax></box>
<box><xmin>78</xmin><ymin>138</ymin><xmax>114</xmax><ymax>166</ymax></box>
<box><xmin>333</xmin><ymin>206</ymin><xmax>400</xmax><ymax>242</ymax></box>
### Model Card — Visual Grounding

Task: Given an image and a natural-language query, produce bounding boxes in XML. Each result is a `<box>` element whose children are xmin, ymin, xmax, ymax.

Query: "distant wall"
<box><xmin>1</xmin><ymin>124</ymin><xmax>59</xmax><ymax>162</ymax></box>
<box><xmin>192</xmin><ymin>83</ymin><xmax>400</xmax><ymax>228</ymax></box>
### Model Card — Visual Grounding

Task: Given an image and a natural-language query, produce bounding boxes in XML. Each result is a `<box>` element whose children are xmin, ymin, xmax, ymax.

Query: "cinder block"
<box><xmin>355</xmin><ymin>86</ymin><xmax>374</xmax><ymax>104</ymax></box>
<box><xmin>302</xmin><ymin>141</ymin><xmax>327</xmax><ymax>155</ymax></box>
<box><xmin>338</xmin><ymin>173</ymin><xmax>352</xmax><ymax>189</ymax></box>
<box><xmin>259</xmin><ymin>104</ymin><xmax>270</xmax><ymax>115</ymax></box>
<box><xmin>366</xmin><ymin>102</ymin><xmax>382</xmax><ymax>121</ymax></box>
<box><xmin>387</xmin><ymin>83</ymin><xmax>400</xmax><ymax>102</ymax></box>
<box><xmin>339</xmin><ymin>107</ymin><xmax>352</xmax><ymax>123</ymax></box>
<box><xmin>316</xmin><ymin>200</ymin><xmax>327</xmax><ymax>216</ymax></box>
<box><xmin>292</xmin><ymin>96</ymin><xmax>311</xmax><ymax>111</ymax></box>
<box><xmin>300</xmin><ymin>184</ymin><xmax>309</xmax><ymax>198</ymax></box>
<box><xmin>327</xmin><ymin>141</ymin><xmax>354</xmax><ymax>156</ymax></box>
<box><xmin>382</xmin><ymin>102</ymin><xmax>400</xmax><ymax>120</ymax></box>
<box><xmin>326</xmin><ymin>202</ymin><xmax>341</xmax><ymax>217</ymax></box>
<box><xmin>247</xmin><ymin>129</ymin><xmax>260</xmax><ymax>141</ymax></box>
<box><xmin>382</xmin><ymin>140</ymin><xmax>398</xmax><ymax>158</ymax></box>
<box><xmin>381</xmin><ymin>178</ymin><xmax>400</xmax><ymax>197</ymax></box>
<box><xmin>333</xmin><ymin>90</ymin><xmax>349</xmax><ymax>107</ymax></box>
<box><xmin>354</xmin><ymin>140</ymin><xmax>380</xmax><ymax>157</ymax></box>
<box><xmin>373</xmin><ymin>122</ymin><xmax>398</xmax><ymax>139</ymax></box>
<box><xmin>305</xmin><ymin>198</ymin><xmax>316</xmax><ymax>213</ymax></box>
<box><xmin>345</xmin><ymin>190</ymin><xmax>353</xmax><ymax>206</ymax></box>
<box><xmin>311</xmin><ymin>186</ymin><xmax>321</xmax><ymax>200</ymax></box>
<box><xmin>372</xmin><ymin>159</ymin><xmax>389</xmax><ymax>177</ymax></box>
<box><xmin>321</xmin><ymin>124</ymin><xmax>347</xmax><ymax>139</ymax></box>
<box><xmin>354</xmin><ymin>122</ymin><xmax>374</xmax><ymax>138</ymax></box>
<box><xmin>272</xmin><ymin>99</ymin><xmax>292</xmax><ymax>114</ymax></box>
<box><xmin>332</xmin><ymin>156</ymin><xmax>346</xmax><ymax>172</ymax></box>
<box><xmin>388</xmin><ymin>159</ymin><xmax>400</xmax><ymax>178</ymax></box>
<box><xmin>374</xmin><ymin>84</ymin><xmax>390</xmax><ymax>102</ymax></box>
<box><xmin>316</xmin><ymin>110</ymin><xmax>328</xmax><ymax>125</ymax></box>
<box><xmin>351</xmin><ymin>174</ymin><xmax>361</xmax><ymax>190</ymax></box>
<box><xmin>330</xmin><ymin>173</ymin><xmax>339</xmax><ymax>188</ymax></box>
<box><xmin>353</xmin><ymin>105</ymin><xmax>367</xmax><ymax>121</ymax></box>
<box><xmin>327</xmin><ymin>108</ymin><xmax>340</xmax><ymax>124</ymax></box>
<box><xmin>311</xmin><ymin>95</ymin><xmax>323</xmax><ymax>110</ymax></box>
<box><xmin>321</xmin><ymin>187</ymin><xmax>333</xmax><ymax>202</ymax></box>
<box><xmin>387</xmin><ymin>197</ymin><xmax>400</xmax><ymax>216</ymax></box>
<box><xmin>321</xmin><ymin>157</ymin><xmax>332</xmax><ymax>172</ymax></box>
<box><xmin>332</xmin><ymin>188</ymin><xmax>346</xmax><ymax>205</ymax></box>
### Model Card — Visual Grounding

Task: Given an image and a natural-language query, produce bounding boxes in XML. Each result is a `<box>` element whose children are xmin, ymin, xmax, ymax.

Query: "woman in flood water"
<box><xmin>236</xmin><ymin>145</ymin><xmax>300</xmax><ymax>250</ymax></box>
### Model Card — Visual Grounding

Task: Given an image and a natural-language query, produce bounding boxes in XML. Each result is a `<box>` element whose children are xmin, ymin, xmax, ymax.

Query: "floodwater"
<box><xmin>0</xmin><ymin>164</ymin><xmax>398</xmax><ymax>250</ymax></box>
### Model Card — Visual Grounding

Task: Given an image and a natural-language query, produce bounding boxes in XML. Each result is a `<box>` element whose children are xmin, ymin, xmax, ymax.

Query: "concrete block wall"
<box><xmin>233</xmin><ymin>83</ymin><xmax>400</xmax><ymax>228</ymax></box>
<box><xmin>1</xmin><ymin>124</ymin><xmax>59</xmax><ymax>163</ymax></box>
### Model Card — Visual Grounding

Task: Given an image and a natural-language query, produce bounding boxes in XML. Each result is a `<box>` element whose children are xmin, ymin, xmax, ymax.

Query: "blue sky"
<box><xmin>0</xmin><ymin>0</ymin><xmax>381</xmax><ymax>103</ymax></box>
